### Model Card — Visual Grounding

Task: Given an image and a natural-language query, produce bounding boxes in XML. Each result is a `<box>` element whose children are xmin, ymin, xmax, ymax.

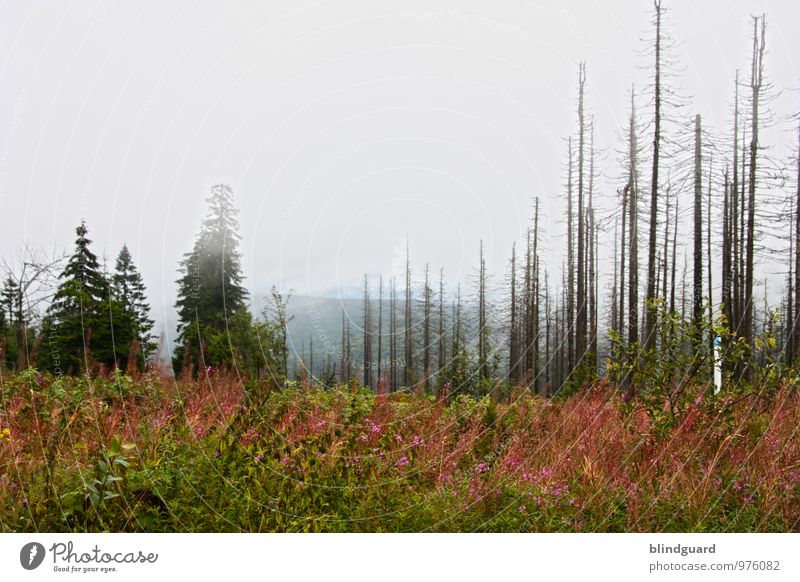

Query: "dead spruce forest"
<box><xmin>1</xmin><ymin>3</ymin><xmax>800</xmax><ymax>532</ymax></box>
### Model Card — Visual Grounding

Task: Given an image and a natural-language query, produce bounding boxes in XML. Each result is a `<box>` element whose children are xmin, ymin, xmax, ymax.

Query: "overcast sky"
<box><xmin>1</xmin><ymin>0</ymin><xmax>798</xmax><ymax>334</ymax></box>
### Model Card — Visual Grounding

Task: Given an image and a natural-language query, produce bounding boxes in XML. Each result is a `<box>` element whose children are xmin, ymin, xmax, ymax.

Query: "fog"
<box><xmin>1</xmin><ymin>0</ymin><xmax>798</xmax><ymax>341</ymax></box>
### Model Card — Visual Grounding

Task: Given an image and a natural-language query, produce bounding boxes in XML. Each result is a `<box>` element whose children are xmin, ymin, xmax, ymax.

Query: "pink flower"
<box><xmin>412</xmin><ymin>436</ymin><xmax>425</xmax><ymax>446</ymax></box>
<box><xmin>365</xmin><ymin>418</ymin><xmax>381</xmax><ymax>434</ymax></box>
<box><xmin>395</xmin><ymin>434</ymin><xmax>403</xmax><ymax>442</ymax></box>
<box><xmin>437</xmin><ymin>472</ymin><xmax>453</xmax><ymax>485</ymax></box>
<box><xmin>242</xmin><ymin>428</ymin><xmax>260</xmax><ymax>446</ymax></box>
<box><xmin>475</xmin><ymin>462</ymin><xmax>490</xmax><ymax>474</ymax></box>
<box><xmin>395</xmin><ymin>455</ymin><xmax>409</xmax><ymax>468</ymax></box>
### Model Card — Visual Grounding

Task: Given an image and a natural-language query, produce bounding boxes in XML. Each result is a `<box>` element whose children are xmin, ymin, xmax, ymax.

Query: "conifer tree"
<box><xmin>0</xmin><ymin>277</ymin><xmax>19</xmax><ymax>369</ymax></box>
<box><xmin>113</xmin><ymin>244</ymin><xmax>155</xmax><ymax>362</ymax></box>
<box><xmin>42</xmin><ymin>221</ymin><xmax>128</xmax><ymax>373</ymax></box>
<box><xmin>174</xmin><ymin>184</ymin><xmax>252</xmax><ymax>372</ymax></box>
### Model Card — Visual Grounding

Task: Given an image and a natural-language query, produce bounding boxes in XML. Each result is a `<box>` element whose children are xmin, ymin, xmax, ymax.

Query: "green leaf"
<box><xmin>109</xmin><ymin>436</ymin><xmax>122</xmax><ymax>456</ymax></box>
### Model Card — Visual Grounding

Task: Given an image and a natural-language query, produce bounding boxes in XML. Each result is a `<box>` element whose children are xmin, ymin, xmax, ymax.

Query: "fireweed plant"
<box><xmin>0</xmin><ymin>363</ymin><xmax>798</xmax><ymax>532</ymax></box>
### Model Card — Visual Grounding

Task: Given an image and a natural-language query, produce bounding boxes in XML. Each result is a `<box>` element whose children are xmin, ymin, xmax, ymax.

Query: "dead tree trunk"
<box><xmin>644</xmin><ymin>0</ymin><xmax>663</xmax><ymax>352</ymax></box>
<box><xmin>567</xmin><ymin>137</ymin><xmax>575</xmax><ymax>373</ymax></box>
<box><xmin>363</xmin><ymin>274</ymin><xmax>371</xmax><ymax>388</ymax></box>
<box><xmin>423</xmin><ymin>264</ymin><xmax>432</xmax><ymax>391</ymax></box>
<box><xmin>693</xmin><ymin>114</ymin><xmax>704</xmax><ymax>331</ymax></box>
<box><xmin>509</xmin><ymin>242</ymin><xmax>518</xmax><ymax>382</ymax></box>
<box><xmin>377</xmin><ymin>275</ymin><xmax>383</xmax><ymax>383</ymax></box>
<box><xmin>743</xmin><ymin>15</ymin><xmax>765</xmax><ymax>381</ymax></box>
<box><xmin>793</xmin><ymin>119</ymin><xmax>800</xmax><ymax>365</ymax></box>
<box><xmin>404</xmin><ymin>243</ymin><xmax>413</xmax><ymax>387</ymax></box>
<box><xmin>390</xmin><ymin>278</ymin><xmax>397</xmax><ymax>390</ymax></box>
<box><xmin>576</xmin><ymin>63</ymin><xmax>588</xmax><ymax>370</ymax></box>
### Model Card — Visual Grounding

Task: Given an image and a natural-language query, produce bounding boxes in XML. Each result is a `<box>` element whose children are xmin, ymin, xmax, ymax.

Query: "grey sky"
<box><xmin>1</xmin><ymin>0</ymin><xmax>798</xmax><ymax>337</ymax></box>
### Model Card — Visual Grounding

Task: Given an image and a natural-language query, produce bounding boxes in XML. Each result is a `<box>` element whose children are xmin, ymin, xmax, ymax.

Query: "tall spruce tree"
<box><xmin>174</xmin><ymin>184</ymin><xmax>252</xmax><ymax>372</ymax></box>
<box><xmin>0</xmin><ymin>277</ymin><xmax>19</xmax><ymax>369</ymax></box>
<box><xmin>42</xmin><ymin>221</ymin><xmax>128</xmax><ymax>373</ymax></box>
<box><xmin>113</xmin><ymin>244</ymin><xmax>155</xmax><ymax>362</ymax></box>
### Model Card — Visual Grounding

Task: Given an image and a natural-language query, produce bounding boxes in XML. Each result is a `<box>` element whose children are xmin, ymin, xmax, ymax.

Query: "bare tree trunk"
<box><xmin>554</xmin><ymin>279</ymin><xmax>562</xmax><ymax>390</ymax></box>
<box><xmin>563</xmin><ymin>272</ymin><xmax>569</xmax><ymax>388</ymax></box>
<box><xmin>739</xmin><ymin>122</ymin><xmax>747</xmax><ymax>335</ymax></box>
<box><xmin>390</xmin><ymin>278</ymin><xmax>397</xmax><ymax>390</ymax></box>
<box><xmin>509</xmin><ymin>242</ymin><xmax>518</xmax><ymax>382</ymax></box>
<box><xmin>532</xmin><ymin>199</ymin><xmax>541</xmax><ymax>393</ymax></box>
<box><xmin>423</xmin><ymin>264</ymin><xmax>432</xmax><ymax>391</ymax></box>
<box><xmin>588</xmin><ymin>122</ymin><xmax>598</xmax><ymax>365</ymax></box>
<box><xmin>644</xmin><ymin>0</ymin><xmax>663</xmax><ymax>352</ymax></box>
<box><xmin>693</xmin><ymin>114</ymin><xmax>704</xmax><ymax>330</ymax></box>
<box><xmin>340</xmin><ymin>311</ymin><xmax>347</xmax><ymax>383</ymax></box>
<box><xmin>722</xmin><ymin>172</ymin><xmax>732</xmax><ymax>341</ymax></box>
<box><xmin>363</xmin><ymin>274</ymin><xmax>371</xmax><ymax>388</ymax></box>
<box><xmin>670</xmin><ymin>198</ymin><xmax>679</xmax><ymax>316</ymax></box>
<box><xmin>309</xmin><ymin>336</ymin><xmax>314</xmax><ymax>385</ymax></box>
<box><xmin>612</xmin><ymin>218</ymin><xmax>619</xmax><ymax>337</ymax></box>
<box><xmin>793</xmin><ymin>119</ymin><xmax>800</xmax><ymax>365</ymax></box>
<box><xmin>567</xmin><ymin>137</ymin><xmax>575</xmax><ymax>373</ymax></box>
<box><xmin>731</xmin><ymin>72</ymin><xmax>740</xmax><ymax>336</ymax></box>
<box><xmin>377</xmin><ymin>275</ymin><xmax>383</xmax><ymax>383</ymax></box>
<box><xmin>544</xmin><ymin>269</ymin><xmax>551</xmax><ymax>391</ymax></box>
<box><xmin>744</xmin><ymin>15</ymin><xmax>765</xmax><ymax>381</ymax></box>
<box><xmin>662</xmin><ymin>184</ymin><xmax>670</xmax><ymax>308</ymax></box>
<box><xmin>619</xmin><ymin>187</ymin><xmax>627</xmax><ymax>349</ymax></box>
<box><xmin>576</xmin><ymin>63</ymin><xmax>588</xmax><ymax>370</ymax></box>
<box><xmin>625</xmin><ymin>88</ymin><xmax>641</xmax><ymax>400</ymax></box>
<box><xmin>438</xmin><ymin>268</ymin><xmax>445</xmax><ymax>384</ymax></box>
<box><xmin>524</xmin><ymin>230</ymin><xmax>534</xmax><ymax>379</ymax></box>
<box><xmin>346</xmin><ymin>319</ymin><xmax>351</xmax><ymax>381</ymax></box>
<box><xmin>478</xmin><ymin>242</ymin><xmax>487</xmax><ymax>383</ymax></box>
<box><xmin>681</xmin><ymin>256</ymin><xmax>688</xmax><ymax>321</ymax></box>
<box><xmin>404</xmin><ymin>242</ymin><xmax>413</xmax><ymax>387</ymax></box>
<box><xmin>788</xmin><ymin>220</ymin><xmax>793</xmax><ymax>363</ymax></box>
<box><xmin>707</xmin><ymin>155</ymin><xmax>714</xmax><ymax>355</ymax></box>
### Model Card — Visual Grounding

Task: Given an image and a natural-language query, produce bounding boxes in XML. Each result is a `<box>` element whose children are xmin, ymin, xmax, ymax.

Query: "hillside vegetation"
<box><xmin>1</xmin><ymin>369</ymin><xmax>797</xmax><ymax>532</ymax></box>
